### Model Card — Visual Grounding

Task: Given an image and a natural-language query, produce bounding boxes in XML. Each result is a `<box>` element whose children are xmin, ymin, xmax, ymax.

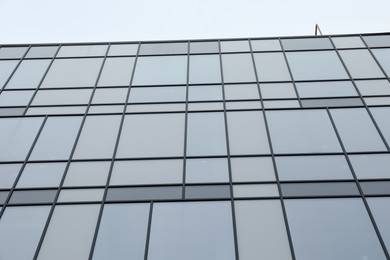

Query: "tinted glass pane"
<box><xmin>227</xmin><ymin>111</ymin><xmax>270</xmax><ymax>155</ymax></box>
<box><xmin>32</xmin><ymin>89</ymin><xmax>92</xmax><ymax>105</ymax></box>
<box><xmin>281</xmin><ymin>182</ymin><xmax>359</xmax><ymax>196</ymax></box>
<box><xmin>224</xmin><ymin>84</ymin><xmax>259</xmax><ymax>100</ymax></box>
<box><xmin>367</xmin><ymin>197</ymin><xmax>390</xmax><ymax>252</ymax></box>
<box><xmin>0</xmin><ymin>47</ymin><xmax>28</xmax><ymax>59</ymax></box>
<box><xmin>132</xmin><ymin>56</ymin><xmax>187</xmax><ymax>85</ymax></box>
<box><xmin>233</xmin><ymin>184</ymin><xmax>279</xmax><ymax>197</ymax></box>
<box><xmin>26</xmin><ymin>106</ymin><xmax>87</xmax><ymax>115</ymax></box>
<box><xmin>0</xmin><ymin>206</ymin><xmax>50</xmax><ymax>260</ymax></box>
<box><xmin>282</xmin><ymin>38</ymin><xmax>333</xmax><ymax>50</ymax></box>
<box><xmin>0</xmin><ymin>117</ymin><xmax>43</xmax><ymax>161</ymax></box>
<box><xmin>129</xmin><ymin>86</ymin><xmax>186</xmax><ymax>103</ymax></box>
<box><xmin>363</xmin><ymin>35</ymin><xmax>390</xmax><ymax>47</ymax></box>
<box><xmin>17</xmin><ymin>162</ymin><xmax>66</xmax><ymax>188</ymax></box>
<box><xmin>64</xmin><ymin>161</ymin><xmax>110</xmax><ymax>187</ymax></box>
<box><xmin>57</xmin><ymin>45</ymin><xmax>107</xmax><ymax>57</ymax></box>
<box><xmin>187</xmin><ymin>112</ymin><xmax>227</xmax><ymax>156</ymax></box>
<box><xmin>301</xmin><ymin>98</ymin><xmax>363</xmax><ymax>108</ymax></box>
<box><xmin>251</xmin><ymin>39</ymin><xmax>281</xmax><ymax>51</ymax></box>
<box><xmin>190</xmin><ymin>41</ymin><xmax>219</xmax><ymax>53</ymax></box>
<box><xmin>285</xmin><ymin>198</ymin><xmax>386</xmax><ymax>260</ymax></box>
<box><xmin>106</xmin><ymin>186</ymin><xmax>182</xmax><ymax>201</ymax></box>
<box><xmin>186</xmin><ymin>158</ymin><xmax>229</xmax><ymax>183</ymax></box>
<box><xmin>139</xmin><ymin>42</ymin><xmax>188</xmax><ymax>55</ymax></box>
<box><xmin>254</xmin><ymin>53</ymin><xmax>291</xmax><ymax>81</ymax></box>
<box><xmin>92</xmin><ymin>204</ymin><xmax>150</xmax><ymax>260</ymax></box>
<box><xmin>220</xmin><ymin>40</ymin><xmax>250</xmax><ymax>52</ymax></box>
<box><xmin>235</xmin><ymin>200</ymin><xmax>291</xmax><ymax>260</ymax></box>
<box><xmin>355</xmin><ymin>80</ymin><xmax>390</xmax><ymax>96</ymax></box>
<box><xmin>267</xmin><ymin>110</ymin><xmax>341</xmax><ymax>153</ymax></box>
<box><xmin>222</xmin><ymin>54</ymin><xmax>256</xmax><ymax>83</ymax></box>
<box><xmin>296</xmin><ymin>81</ymin><xmax>358</xmax><ymax>98</ymax></box>
<box><xmin>10</xmin><ymin>190</ymin><xmax>57</xmax><ymax>204</ymax></box>
<box><xmin>188</xmin><ymin>102</ymin><xmax>223</xmax><ymax>111</ymax></box>
<box><xmin>26</xmin><ymin>46</ymin><xmax>59</xmax><ymax>58</ymax></box>
<box><xmin>350</xmin><ymin>154</ymin><xmax>390</xmax><ymax>179</ymax></box>
<box><xmin>0</xmin><ymin>107</ymin><xmax>25</xmax><ymax>116</ymax></box>
<box><xmin>332</xmin><ymin>37</ymin><xmax>365</xmax><ymax>48</ymax></box>
<box><xmin>108</xmin><ymin>44</ymin><xmax>138</xmax><ymax>56</ymax></box>
<box><xmin>6</xmin><ymin>59</ymin><xmax>50</xmax><ymax>89</ymax></box>
<box><xmin>370</xmin><ymin>107</ymin><xmax>390</xmax><ymax>144</ymax></box>
<box><xmin>0</xmin><ymin>60</ymin><xmax>18</xmax><ymax>87</ymax></box>
<box><xmin>97</xmin><ymin>57</ymin><xmax>135</xmax><ymax>86</ymax></box>
<box><xmin>189</xmin><ymin>55</ymin><xmax>221</xmax><ymax>84</ymax></box>
<box><xmin>286</xmin><ymin>51</ymin><xmax>348</xmax><ymax>80</ymax></box>
<box><xmin>260</xmin><ymin>83</ymin><xmax>296</xmax><ymax>99</ymax></box>
<box><xmin>372</xmin><ymin>48</ymin><xmax>390</xmax><ymax>75</ymax></box>
<box><xmin>231</xmin><ymin>157</ymin><xmax>275</xmax><ymax>182</ymax></box>
<box><xmin>188</xmin><ymin>85</ymin><xmax>222</xmax><ymax>101</ymax></box>
<box><xmin>148</xmin><ymin>201</ymin><xmax>235</xmax><ymax>260</ymax></box>
<box><xmin>185</xmin><ymin>185</ymin><xmax>230</xmax><ymax>199</ymax></box>
<box><xmin>41</xmin><ymin>58</ymin><xmax>103</xmax><ymax>88</ymax></box>
<box><xmin>339</xmin><ymin>49</ymin><xmax>384</xmax><ymax>78</ymax></box>
<box><xmin>37</xmin><ymin>205</ymin><xmax>100</xmax><ymax>260</ymax></box>
<box><xmin>0</xmin><ymin>90</ymin><xmax>34</xmax><ymax>106</ymax></box>
<box><xmin>360</xmin><ymin>181</ymin><xmax>390</xmax><ymax>195</ymax></box>
<box><xmin>92</xmin><ymin>88</ymin><xmax>128</xmax><ymax>104</ymax></box>
<box><xmin>331</xmin><ymin>108</ymin><xmax>387</xmax><ymax>152</ymax></box>
<box><xmin>0</xmin><ymin>164</ymin><xmax>21</xmax><ymax>188</ymax></box>
<box><xmin>117</xmin><ymin>113</ymin><xmax>185</xmax><ymax>158</ymax></box>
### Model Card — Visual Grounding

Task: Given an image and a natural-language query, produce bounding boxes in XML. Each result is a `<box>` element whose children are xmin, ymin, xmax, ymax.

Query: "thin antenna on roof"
<box><xmin>315</xmin><ymin>24</ymin><xmax>323</xmax><ymax>36</ymax></box>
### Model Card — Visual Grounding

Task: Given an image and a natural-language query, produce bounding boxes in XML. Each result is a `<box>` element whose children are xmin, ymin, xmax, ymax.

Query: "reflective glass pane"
<box><xmin>355</xmin><ymin>80</ymin><xmax>390</xmax><ymax>96</ymax></box>
<box><xmin>186</xmin><ymin>158</ymin><xmax>229</xmax><ymax>183</ymax></box>
<box><xmin>0</xmin><ymin>47</ymin><xmax>28</xmax><ymax>59</ymax></box>
<box><xmin>0</xmin><ymin>90</ymin><xmax>34</xmax><ymax>106</ymax></box>
<box><xmin>185</xmin><ymin>185</ymin><xmax>230</xmax><ymax>199</ymax></box>
<box><xmin>370</xmin><ymin>107</ymin><xmax>390</xmax><ymax>144</ymax></box>
<box><xmin>189</xmin><ymin>55</ymin><xmax>221</xmax><ymax>84</ymax></box>
<box><xmin>301</xmin><ymin>97</ymin><xmax>363</xmax><ymax>108</ymax></box>
<box><xmin>32</xmin><ymin>89</ymin><xmax>92</xmax><ymax>105</ymax></box>
<box><xmin>220</xmin><ymin>40</ymin><xmax>250</xmax><ymax>52</ymax></box>
<box><xmin>231</xmin><ymin>157</ymin><xmax>275</xmax><ymax>182</ymax></box>
<box><xmin>108</xmin><ymin>44</ymin><xmax>138</xmax><ymax>56</ymax></box>
<box><xmin>224</xmin><ymin>84</ymin><xmax>259</xmax><ymax>100</ymax></box>
<box><xmin>360</xmin><ymin>181</ymin><xmax>390</xmax><ymax>195</ymax></box>
<box><xmin>0</xmin><ymin>164</ymin><xmax>21</xmax><ymax>188</ymax></box>
<box><xmin>339</xmin><ymin>49</ymin><xmax>384</xmax><ymax>78</ymax></box>
<box><xmin>10</xmin><ymin>190</ymin><xmax>57</xmax><ymax>204</ymax></box>
<box><xmin>148</xmin><ymin>201</ymin><xmax>235</xmax><ymax>260</ymax></box>
<box><xmin>97</xmin><ymin>57</ymin><xmax>135</xmax><ymax>86</ymax></box>
<box><xmin>139</xmin><ymin>42</ymin><xmax>188</xmax><ymax>55</ymax></box>
<box><xmin>367</xmin><ymin>197</ymin><xmax>390</xmax><ymax>252</ymax></box>
<box><xmin>254</xmin><ymin>53</ymin><xmax>291</xmax><ymax>81</ymax></box>
<box><xmin>0</xmin><ymin>60</ymin><xmax>18</xmax><ymax>87</ymax></box>
<box><xmin>57</xmin><ymin>45</ymin><xmax>107</xmax><ymax>57</ymax></box>
<box><xmin>372</xmin><ymin>48</ymin><xmax>390</xmax><ymax>75</ymax></box>
<box><xmin>226</xmin><ymin>101</ymin><xmax>262</xmax><ymax>110</ymax></box>
<box><xmin>188</xmin><ymin>102</ymin><xmax>223</xmax><ymax>111</ymax></box>
<box><xmin>0</xmin><ymin>107</ymin><xmax>25</xmax><ymax>116</ymax></box>
<box><xmin>260</xmin><ymin>83</ymin><xmax>296</xmax><ymax>99</ymax></box>
<box><xmin>92</xmin><ymin>88</ymin><xmax>128</xmax><ymax>104</ymax></box>
<box><xmin>363</xmin><ymin>35</ymin><xmax>390</xmax><ymax>47</ymax></box>
<box><xmin>251</xmin><ymin>39</ymin><xmax>281</xmax><ymax>51</ymax></box>
<box><xmin>350</xmin><ymin>154</ymin><xmax>390</xmax><ymax>179</ymax></box>
<box><xmin>282</xmin><ymin>38</ymin><xmax>333</xmax><ymax>50</ymax></box>
<box><xmin>126</xmin><ymin>103</ymin><xmax>185</xmax><ymax>113</ymax></box>
<box><xmin>64</xmin><ymin>161</ymin><xmax>110</xmax><ymax>187</ymax></box>
<box><xmin>26</xmin><ymin>106</ymin><xmax>87</xmax><ymax>115</ymax></box>
<box><xmin>190</xmin><ymin>41</ymin><xmax>219</xmax><ymax>54</ymax></box>
<box><xmin>26</xmin><ymin>46</ymin><xmax>59</xmax><ymax>58</ymax></box>
<box><xmin>233</xmin><ymin>184</ymin><xmax>279</xmax><ymax>197</ymax></box>
<box><xmin>106</xmin><ymin>186</ymin><xmax>182</xmax><ymax>201</ymax></box>
<box><xmin>296</xmin><ymin>81</ymin><xmax>358</xmax><ymax>98</ymax></box>
<box><xmin>222</xmin><ymin>54</ymin><xmax>256</xmax><ymax>83</ymax></box>
<box><xmin>17</xmin><ymin>162</ymin><xmax>66</xmax><ymax>188</ymax></box>
<box><xmin>57</xmin><ymin>189</ymin><xmax>104</xmax><ymax>202</ymax></box>
<box><xmin>281</xmin><ymin>182</ymin><xmax>359</xmax><ymax>196</ymax></box>
<box><xmin>188</xmin><ymin>85</ymin><xmax>222</xmax><ymax>101</ymax></box>
<box><xmin>6</xmin><ymin>59</ymin><xmax>51</xmax><ymax>89</ymax></box>
<box><xmin>129</xmin><ymin>86</ymin><xmax>186</xmax><ymax>103</ymax></box>
<box><xmin>332</xmin><ymin>37</ymin><xmax>365</xmax><ymax>48</ymax></box>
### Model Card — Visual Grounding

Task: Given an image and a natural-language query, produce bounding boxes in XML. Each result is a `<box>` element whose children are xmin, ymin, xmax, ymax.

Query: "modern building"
<box><xmin>0</xmin><ymin>33</ymin><xmax>390</xmax><ymax>260</ymax></box>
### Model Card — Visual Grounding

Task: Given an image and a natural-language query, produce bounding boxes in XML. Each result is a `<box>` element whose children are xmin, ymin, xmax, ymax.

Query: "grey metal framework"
<box><xmin>0</xmin><ymin>32</ymin><xmax>390</xmax><ymax>260</ymax></box>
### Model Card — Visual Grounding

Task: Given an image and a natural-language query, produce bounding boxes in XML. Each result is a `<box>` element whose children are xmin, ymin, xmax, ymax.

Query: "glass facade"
<box><xmin>0</xmin><ymin>34</ymin><xmax>390</xmax><ymax>260</ymax></box>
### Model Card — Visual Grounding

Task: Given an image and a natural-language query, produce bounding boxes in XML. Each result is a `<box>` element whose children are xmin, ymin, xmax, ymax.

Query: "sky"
<box><xmin>0</xmin><ymin>0</ymin><xmax>389</xmax><ymax>44</ymax></box>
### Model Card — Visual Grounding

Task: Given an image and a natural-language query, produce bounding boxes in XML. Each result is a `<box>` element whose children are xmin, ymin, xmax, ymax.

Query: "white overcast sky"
<box><xmin>0</xmin><ymin>0</ymin><xmax>389</xmax><ymax>44</ymax></box>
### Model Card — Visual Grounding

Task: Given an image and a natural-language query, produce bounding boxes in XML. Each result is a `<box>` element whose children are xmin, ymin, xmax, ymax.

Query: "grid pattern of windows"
<box><xmin>1</xmin><ymin>34</ymin><xmax>390</xmax><ymax>260</ymax></box>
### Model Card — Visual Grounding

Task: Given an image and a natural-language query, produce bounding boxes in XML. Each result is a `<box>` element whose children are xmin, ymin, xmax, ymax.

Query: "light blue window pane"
<box><xmin>339</xmin><ymin>50</ymin><xmax>384</xmax><ymax>78</ymax></box>
<box><xmin>0</xmin><ymin>47</ymin><xmax>28</xmax><ymax>59</ymax></box>
<box><xmin>372</xmin><ymin>49</ymin><xmax>390</xmax><ymax>76</ymax></box>
<box><xmin>148</xmin><ymin>201</ymin><xmax>235</xmax><ymax>260</ymax></box>
<box><xmin>363</xmin><ymin>35</ymin><xmax>390</xmax><ymax>47</ymax></box>
<box><xmin>188</xmin><ymin>85</ymin><xmax>222</xmax><ymax>101</ymax></box>
<box><xmin>92</xmin><ymin>204</ymin><xmax>150</xmax><ymax>260</ymax></box>
<box><xmin>282</xmin><ymin>38</ymin><xmax>333</xmax><ymax>50</ymax></box>
<box><xmin>139</xmin><ymin>42</ymin><xmax>188</xmax><ymax>55</ymax></box>
<box><xmin>97</xmin><ymin>57</ymin><xmax>135</xmax><ymax>87</ymax></box>
<box><xmin>367</xmin><ymin>197</ymin><xmax>390</xmax><ymax>253</ymax></box>
<box><xmin>224</xmin><ymin>84</ymin><xmax>259</xmax><ymax>100</ymax></box>
<box><xmin>41</xmin><ymin>58</ymin><xmax>103</xmax><ymax>88</ymax></box>
<box><xmin>73</xmin><ymin>115</ymin><xmax>121</xmax><ymax>159</ymax></box>
<box><xmin>267</xmin><ymin>110</ymin><xmax>341</xmax><ymax>153</ymax></box>
<box><xmin>231</xmin><ymin>157</ymin><xmax>275</xmax><ymax>182</ymax></box>
<box><xmin>0</xmin><ymin>117</ymin><xmax>44</xmax><ymax>161</ymax></box>
<box><xmin>235</xmin><ymin>200</ymin><xmax>292</xmax><ymax>260</ymax></box>
<box><xmin>57</xmin><ymin>45</ymin><xmax>107</xmax><ymax>57</ymax></box>
<box><xmin>276</xmin><ymin>155</ymin><xmax>352</xmax><ymax>181</ymax></box>
<box><xmin>220</xmin><ymin>40</ymin><xmax>250</xmax><ymax>52</ymax></box>
<box><xmin>26</xmin><ymin>46</ymin><xmax>59</xmax><ymax>58</ymax></box>
<box><xmin>350</xmin><ymin>154</ymin><xmax>390</xmax><ymax>179</ymax></box>
<box><xmin>17</xmin><ymin>162</ymin><xmax>66</xmax><ymax>188</ymax></box>
<box><xmin>0</xmin><ymin>90</ymin><xmax>34</xmax><ymax>106</ymax></box>
<box><xmin>132</xmin><ymin>56</ymin><xmax>187</xmax><ymax>85</ymax></box>
<box><xmin>285</xmin><ymin>198</ymin><xmax>387</xmax><ymax>260</ymax></box>
<box><xmin>0</xmin><ymin>60</ymin><xmax>18</xmax><ymax>87</ymax></box>
<box><xmin>331</xmin><ymin>108</ymin><xmax>387</xmax><ymax>152</ymax></box>
<box><xmin>296</xmin><ymin>81</ymin><xmax>358</xmax><ymax>98</ymax></box>
<box><xmin>30</xmin><ymin>117</ymin><xmax>82</xmax><ymax>160</ymax></box>
<box><xmin>189</xmin><ymin>55</ymin><xmax>221</xmax><ymax>84</ymax></box>
<box><xmin>222</xmin><ymin>54</ymin><xmax>256</xmax><ymax>83</ymax></box>
<box><xmin>370</xmin><ymin>107</ymin><xmax>390</xmax><ymax>144</ymax></box>
<box><xmin>108</xmin><ymin>44</ymin><xmax>138</xmax><ymax>56</ymax></box>
<box><xmin>355</xmin><ymin>80</ymin><xmax>390</xmax><ymax>96</ymax></box>
<box><xmin>190</xmin><ymin>41</ymin><xmax>219</xmax><ymax>54</ymax></box>
<box><xmin>187</xmin><ymin>112</ymin><xmax>227</xmax><ymax>156</ymax></box>
<box><xmin>32</xmin><ymin>89</ymin><xmax>92</xmax><ymax>105</ymax></box>
<box><xmin>0</xmin><ymin>206</ymin><xmax>50</xmax><ymax>260</ymax></box>
<box><xmin>129</xmin><ymin>87</ymin><xmax>186</xmax><ymax>103</ymax></box>
<box><xmin>332</xmin><ymin>37</ymin><xmax>365</xmax><ymax>49</ymax></box>
<box><xmin>254</xmin><ymin>53</ymin><xmax>291</xmax><ymax>81</ymax></box>
<box><xmin>260</xmin><ymin>83</ymin><xmax>296</xmax><ymax>99</ymax></box>
<box><xmin>64</xmin><ymin>161</ymin><xmax>110</xmax><ymax>187</ymax></box>
<box><xmin>286</xmin><ymin>51</ymin><xmax>349</xmax><ymax>80</ymax></box>
<box><xmin>6</xmin><ymin>59</ymin><xmax>51</xmax><ymax>89</ymax></box>
<box><xmin>0</xmin><ymin>164</ymin><xmax>22</xmax><ymax>188</ymax></box>
<box><xmin>251</xmin><ymin>39</ymin><xmax>281</xmax><ymax>51</ymax></box>
<box><xmin>92</xmin><ymin>88</ymin><xmax>128</xmax><ymax>104</ymax></box>
<box><xmin>186</xmin><ymin>158</ymin><xmax>229</xmax><ymax>183</ymax></box>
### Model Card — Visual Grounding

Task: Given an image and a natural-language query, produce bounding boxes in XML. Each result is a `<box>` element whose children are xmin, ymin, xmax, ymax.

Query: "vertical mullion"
<box><xmin>218</xmin><ymin>40</ymin><xmax>240</xmax><ymax>260</ymax></box>
<box><xmin>248</xmin><ymin>38</ymin><xmax>297</xmax><ymax>260</ymax></box>
<box><xmin>182</xmin><ymin>41</ymin><xmax>190</xmax><ymax>199</ymax></box>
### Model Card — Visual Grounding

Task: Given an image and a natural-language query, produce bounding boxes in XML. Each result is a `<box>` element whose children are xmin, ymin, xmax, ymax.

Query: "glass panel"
<box><xmin>0</xmin><ymin>117</ymin><xmax>43</xmax><ymax>161</ymax></box>
<box><xmin>331</xmin><ymin>108</ymin><xmax>387</xmax><ymax>152</ymax></box>
<box><xmin>186</xmin><ymin>112</ymin><xmax>227</xmax><ymax>156</ymax></box>
<box><xmin>367</xmin><ymin>197</ymin><xmax>390</xmax><ymax>252</ymax></box>
<box><xmin>372</xmin><ymin>48</ymin><xmax>390</xmax><ymax>75</ymax></box>
<box><xmin>251</xmin><ymin>39</ymin><xmax>281</xmax><ymax>51</ymax></box>
<box><xmin>0</xmin><ymin>60</ymin><xmax>18</xmax><ymax>87</ymax></box>
<box><xmin>10</xmin><ymin>190</ymin><xmax>57</xmax><ymax>204</ymax></box>
<box><xmin>0</xmin><ymin>192</ymin><xmax>8</xmax><ymax>204</ymax></box>
<box><xmin>281</xmin><ymin>182</ymin><xmax>359</xmax><ymax>196</ymax></box>
<box><xmin>222</xmin><ymin>54</ymin><xmax>256</xmax><ymax>83</ymax></box>
<box><xmin>267</xmin><ymin>110</ymin><xmax>341</xmax><ymax>153</ymax></box>
<box><xmin>126</xmin><ymin>103</ymin><xmax>185</xmax><ymax>113</ymax></box>
<box><xmin>64</xmin><ymin>161</ymin><xmax>110</xmax><ymax>187</ymax></box>
<box><xmin>41</xmin><ymin>58</ymin><xmax>103</xmax><ymax>88</ymax></box>
<box><xmin>92</xmin><ymin>203</ymin><xmax>149</xmax><ymax>260</ymax></box>
<box><xmin>185</xmin><ymin>185</ymin><xmax>230</xmax><ymax>199</ymax></box>
<box><xmin>285</xmin><ymin>198</ymin><xmax>387</xmax><ymax>260</ymax></box>
<box><xmin>231</xmin><ymin>157</ymin><xmax>275</xmax><ymax>182</ymax></box>
<box><xmin>282</xmin><ymin>38</ymin><xmax>333</xmax><ymax>50</ymax></box>
<box><xmin>332</xmin><ymin>37</ymin><xmax>365</xmax><ymax>48</ymax></box>
<box><xmin>254</xmin><ymin>53</ymin><xmax>291</xmax><ymax>81</ymax></box>
<box><xmin>110</xmin><ymin>159</ymin><xmax>183</xmax><ymax>185</ymax></box>
<box><xmin>350</xmin><ymin>154</ymin><xmax>390</xmax><ymax>179</ymax></box>
<box><xmin>106</xmin><ymin>186</ymin><xmax>182</xmax><ymax>201</ymax></box>
<box><xmin>276</xmin><ymin>155</ymin><xmax>352</xmax><ymax>181</ymax></box>
<box><xmin>92</xmin><ymin>88</ymin><xmax>128</xmax><ymax>104</ymax></box>
<box><xmin>189</xmin><ymin>55</ymin><xmax>221</xmax><ymax>84</ymax></box>
<box><xmin>108</xmin><ymin>44</ymin><xmax>138</xmax><ymax>56</ymax></box>
<box><xmin>26</xmin><ymin>106</ymin><xmax>87</xmax><ymax>115</ymax></box>
<box><xmin>37</xmin><ymin>205</ymin><xmax>100</xmax><ymax>260</ymax></box>
<box><xmin>188</xmin><ymin>85</ymin><xmax>222</xmax><ymax>101</ymax></box>
<box><xmin>0</xmin><ymin>90</ymin><xmax>34</xmax><ymax>106</ymax></box>
<box><xmin>57</xmin><ymin>45</ymin><xmax>107</xmax><ymax>57</ymax></box>
<box><xmin>339</xmin><ymin>49</ymin><xmax>384</xmax><ymax>78</ymax></box>
<box><xmin>226</xmin><ymin>101</ymin><xmax>262</xmax><ymax>110</ymax></box>
<box><xmin>26</xmin><ymin>46</ymin><xmax>59</xmax><ymax>58</ymax></box>
<box><xmin>224</xmin><ymin>84</ymin><xmax>259</xmax><ymax>100</ymax></box>
<box><xmin>233</xmin><ymin>184</ymin><xmax>279</xmax><ymax>197</ymax></box>
<box><xmin>301</xmin><ymin>98</ymin><xmax>363</xmax><ymax>108</ymax></box>
<box><xmin>186</xmin><ymin>158</ymin><xmax>229</xmax><ymax>183</ymax></box>
<box><xmin>57</xmin><ymin>189</ymin><xmax>104</xmax><ymax>202</ymax></box>
<box><xmin>227</xmin><ymin>111</ymin><xmax>270</xmax><ymax>155</ymax></box>
<box><xmin>188</xmin><ymin>102</ymin><xmax>223</xmax><ymax>111</ymax></box>
<box><xmin>73</xmin><ymin>115</ymin><xmax>121</xmax><ymax>159</ymax></box>
<box><xmin>360</xmin><ymin>181</ymin><xmax>390</xmax><ymax>195</ymax></box>
<box><xmin>220</xmin><ymin>40</ymin><xmax>250</xmax><ymax>52</ymax></box>
<box><xmin>129</xmin><ymin>86</ymin><xmax>186</xmax><ymax>103</ymax></box>
<box><xmin>286</xmin><ymin>51</ymin><xmax>349</xmax><ymax>80</ymax></box>
<box><xmin>6</xmin><ymin>59</ymin><xmax>51</xmax><ymax>89</ymax></box>
<box><xmin>17</xmin><ymin>162</ymin><xmax>66</xmax><ymax>188</ymax></box>
<box><xmin>117</xmin><ymin>113</ymin><xmax>185</xmax><ymax>158</ymax></box>
<box><xmin>370</xmin><ymin>107</ymin><xmax>390</xmax><ymax>144</ymax></box>
<box><xmin>0</xmin><ymin>164</ymin><xmax>21</xmax><ymax>188</ymax></box>
<box><xmin>0</xmin><ymin>206</ymin><xmax>50</xmax><ymax>260</ymax></box>
<box><xmin>32</xmin><ymin>89</ymin><xmax>92</xmax><ymax>105</ymax></box>
<box><xmin>190</xmin><ymin>41</ymin><xmax>219</xmax><ymax>54</ymax></box>
<box><xmin>0</xmin><ymin>107</ymin><xmax>25</xmax><ymax>116</ymax></box>
<box><xmin>88</xmin><ymin>105</ymin><xmax>124</xmax><ymax>114</ymax></box>
<box><xmin>235</xmin><ymin>200</ymin><xmax>292</xmax><ymax>260</ymax></box>
<box><xmin>97</xmin><ymin>57</ymin><xmax>135</xmax><ymax>86</ymax></box>
<box><xmin>30</xmin><ymin>116</ymin><xmax>82</xmax><ymax>160</ymax></box>
<box><xmin>260</xmin><ymin>83</ymin><xmax>296</xmax><ymax>99</ymax></box>
<box><xmin>363</xmin><ymin>35</ymin><xmax>390</xmax><ymax>47</ymax></box>
<box><xmin>263</xmin><ymin>100</ymin><xmax>300</xmax><ymax>108</ymax></box>
<box><xmin>148</xmin><ymin>201</ymin><xmax>235</xmax><ymax>260</ymax></box>
<box><xmin>132</xmin><ymin>56</ymin><xmax>187</xmax><ymax>85</ymax></box>
<box><xmin>139</xmin><ymin>42</ymin><xmax>188</xmax><ymax>55</ymax></box>
<box><xmin>355</xmin><ymin>79</ymin><xmax>390</xmax><ymax>96</ymax></box>
<box><xmin>0</xmin><ymin>47</ymin><xmax>28</xmax><ymax>59</ymax></box>
<box><xmin>296</xmin><ymin>81</ymin><xmax>358</xmax><ymax>98</ymax></box>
